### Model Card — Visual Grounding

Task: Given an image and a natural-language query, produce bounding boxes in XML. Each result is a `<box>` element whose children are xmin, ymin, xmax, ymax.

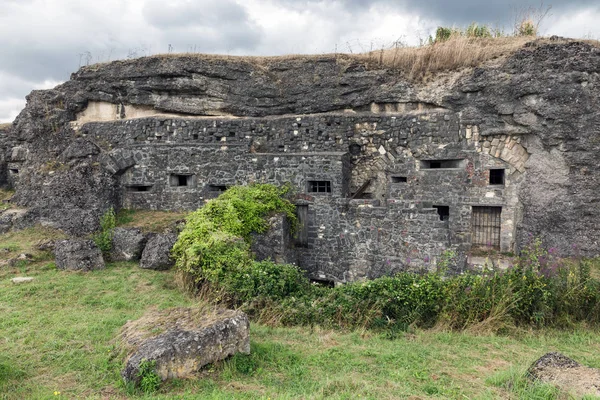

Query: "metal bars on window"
<box><xmin>471</xmin><ymin>206</ymin><xmax>502</xmax><ymax>250</ymax></box>
<box><xmin>308</xmin><ymin>180</ymin><xmax>331</xmax><ymax>193</ymax></box>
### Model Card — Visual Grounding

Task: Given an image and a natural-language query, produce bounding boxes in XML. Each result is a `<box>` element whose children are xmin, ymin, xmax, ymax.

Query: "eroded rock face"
<box><xmin>120</xmin><ymin>308</ymin><xmax>250</xmax><ymax>384</ymax></box>
<box><xmin>54</xmin><ymin>239</ymin><xmax>105</xmax><ymax>271</ymax></box>
<box><xmin>1</xmin><ymin>39</ymin><xmax>599</xmax><ymax>281</ymax></box>
<box><xmin>139</xmin><ymin>233</ymin><xmax>177</xmax><ymax>270</ymax></box>
<box><xmin>528</xmin><ymin>352</ymin><xmax>600</xmax><ymax>398</ymax></box>
<box><xmin>110</xmin><ymin>227</ymin><xmax>148</xmax><ymax>262</ymax></box>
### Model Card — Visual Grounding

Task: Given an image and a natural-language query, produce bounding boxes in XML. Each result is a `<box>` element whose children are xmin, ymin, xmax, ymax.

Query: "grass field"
<box><xmin>2</xmin><ymin>237</ymin><xmax>600</xmax><ymax>400</ymax></box>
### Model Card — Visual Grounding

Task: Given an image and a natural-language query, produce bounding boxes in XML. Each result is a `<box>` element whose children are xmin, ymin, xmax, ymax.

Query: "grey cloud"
<box><xmin>142</xmin><ymin>0</ymin><xmax>263</xmax><ymax>52</ymax></box>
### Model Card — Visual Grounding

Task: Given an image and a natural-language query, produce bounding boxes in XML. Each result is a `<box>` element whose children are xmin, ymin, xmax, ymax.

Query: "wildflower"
<box><xmin>54</xmin><ymin>391</ymin><xmax>61</xmax><ymax>396</ymax></box>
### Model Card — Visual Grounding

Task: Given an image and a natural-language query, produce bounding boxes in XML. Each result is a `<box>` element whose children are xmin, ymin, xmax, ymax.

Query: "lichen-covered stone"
<box><xmin>119</xmin><ymin>308</ymin><xmax>250</xmax><ymax>384</ymax></box>
<box><xmin>110</xmin><ymin>227</ymin><xmax>148</xmax><ymax>262</ymax></box>
<box><xmin>139</xmin><ymin>233</ymin><xmax>177</xmax><ymax>270</ymax></box>
<box><xmin>54</xmin><ymin>239</ymin><xmax>105</xmax><ymax>271</ymax></box>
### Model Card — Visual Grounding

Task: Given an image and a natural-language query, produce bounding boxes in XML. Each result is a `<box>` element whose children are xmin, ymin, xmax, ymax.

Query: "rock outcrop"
<box><xmin>139</xmin><ymin>233</ymin><xmax>177</xmax><ymax>270</ymax></box>
<box><xmin>110</xmin><ymin>227</ymin><xmax>148</xmax><ymax>262</ymax></box>
<box><xmin>1</xmin><ymin>38</ymin><xmax>599</xmax><ymax>281</ymax></box>
<box><xmin>528</xmin><ymin>352</ymin><xmax>600</xmax><ymax>397</ymax></box>
<box><xmin>54</xmin><ymin>239</ymin><xmax>105</xmax><ymax>271</ymax></box>
<box><xmin>119</xmin><ymin>307</ymin><xmax>250</xmax><ymax>384</ymax></box>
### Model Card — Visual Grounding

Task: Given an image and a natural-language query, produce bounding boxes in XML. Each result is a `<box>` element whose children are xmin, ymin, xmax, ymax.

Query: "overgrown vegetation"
<box><xmin>173</xmin><ymin>183</ymin><xmax>301</xmax><ymax>303</ymax></box>
<box><xmin>92</xmin><ymin>207</ymin><xmax>116</xmax><ymax>254</ymax></box>
<box><xmin>174</xmin><ymin>185</ymin><xmax>600</xmax><ymax>334</ymax></box>
<box><xmin>3</xmin><ymin>252</ymin><xmax>600</xmax><ymax>398</ymax></box>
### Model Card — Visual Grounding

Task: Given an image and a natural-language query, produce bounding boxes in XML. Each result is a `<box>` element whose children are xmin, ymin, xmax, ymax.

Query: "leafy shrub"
<box><xmin>137</xmin><ymin>359</ymin><xmax>160</xmax><ymax>394</ymax></box>
<box><xmin>93</xmin><ymin>207</ymin><xmax>116</xmax><ymax>254</ymax></box>
<box><xmin>173</xmin><ymin>184</ymin><xmax>300</xmax><ymax>301</ymax></box>
<box><xmin>175</xmin><ymin>184</ymin><xmax>600</xmax><ymax>332</ymax></box>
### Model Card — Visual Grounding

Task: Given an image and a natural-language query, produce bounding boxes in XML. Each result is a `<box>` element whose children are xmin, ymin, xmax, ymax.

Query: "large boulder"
<box><xmin>139</xmin><ymin>233</ymin><xmax>177</xmax><ymax>270</ymax></box>
<box><xmin>54</xmin><ymin>239</ymin><xmax>105</xmax><ymax>271</ymax></box>
<box><xmin>110</xmin><ymin>227</ymin><xmax>148</xmax><ymax>262</ymax></box>
<box><xmin>120</xmin><ymin>307</ymin><xmax>250</xmax><ymax>384</ymax></box>
<box><xmin>528</xmin><ymin>352</ymin><xmax>600</xmax><ymax>398</ymax></box>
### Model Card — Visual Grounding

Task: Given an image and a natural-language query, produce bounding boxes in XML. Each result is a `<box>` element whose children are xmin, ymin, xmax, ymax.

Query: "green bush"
<box><xmin>174</xmin><ymin>184</ymin><xmax>600</xmax><ymax>332</ymax></box>
<box><xmin>93</xmin><ymin>207</ymin><xmax>116</xmax><ymax>254</ymax></box>
<box><xmin>173</xmin><ymin>183</ymin><xmax>301</xmax><ymax>302</ymax></box>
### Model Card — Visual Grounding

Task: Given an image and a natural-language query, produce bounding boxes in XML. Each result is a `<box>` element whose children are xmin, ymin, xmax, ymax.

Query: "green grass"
<box><xmin>2</xmin><ymin>257</ymin><xmax>600</xmax><ymax>399</ymax></box>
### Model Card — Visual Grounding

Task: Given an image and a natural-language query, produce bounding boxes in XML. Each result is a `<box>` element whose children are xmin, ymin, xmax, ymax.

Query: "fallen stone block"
<box><xmin>139</xmin><ymin>233</ymin><xmax>177</xmax><ymax>270</ymax></box>
<box><xmin>528</xmin><ymin>352</ymin><xmax>600</xmax><ymax>398</ymax></box>
<box><xmin>119</xmin><ymin>307</ymin><xmax>250</xmax><ymax>384</ymax></box>
<box><xmin>110</xmin><ymin>227</ymin><xmax>148</xmax><ymax>262</ymax></box>
<box><xmin>11</xmin><ymin>277</ymin><xmax>34</xmax><ymax>284</ymax></box>
<box><xmin>54</xmin><ymin>239</ymin><xmax>105</xmax><ymax>271</ymax></box>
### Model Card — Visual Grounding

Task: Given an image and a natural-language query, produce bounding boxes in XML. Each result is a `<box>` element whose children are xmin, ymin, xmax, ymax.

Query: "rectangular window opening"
<box><xmin>128</xmin><ymin>185</ymin><xmax>152</xmax><ymax>192</ymax></box>
<box><xmin>420</xmin><ymin>159</ymin><xmax>464</xmax><ymax>169</ymax></box>
<box><xmin>208</xmin><ymin>184</ymin><xmax>229</xmax><ymax>192</ymax></box>
<box><xmin>308</xmin><ymin>180</ymin><xmax>331</xmax><ymax>193</ymax></box>
<box><xmin>433</xmin><ymin>205</ymin><xmax>450</xmax><ymax>221</ymax></box>
<box><xmin>489</xmin><ymin>169</ymin><xmax>505</xmax><ymax>185</ymax></box>
<box><xmin>9</xmin><ymin>169</ymin><xmax>18</xmax><ymax>174</ymax></box>
<box><xmin>170</xmin><ymin>174</ymin><xmax>193</xmax><ymax>187</ymax></box>
<box><xmin>472</xmin><ymin>206</ymin><xmax>502</xmax><ymax>250</ymax></box>
<box><xmin>192</xmin><ymin>134</ymin><xmax>199</xmax><ymax>140</ymax></box>
<box><xmin>391</xmin><ymin>176</ymin><xmax>407</xmax><ymax>183</ymax></box>
<box><xmin>310</xmin><ymin>278</ymin><xmax>334</xmax><ymax>288</ymax></box>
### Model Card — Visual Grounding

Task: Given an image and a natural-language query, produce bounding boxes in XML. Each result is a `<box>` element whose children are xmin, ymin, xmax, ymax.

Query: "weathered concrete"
<box><xmin>139</xmin><ymin>233</ymin><xmax>177</xmax><ymax>270</ymax></box>
<box><xmin>54</xmin><ymin>239</ymin><xmax>105</xmax><ymax>271</ymax></box>
<box><xmin>120</xmin><ymin>307</ymin><xmax>250</xmax><ymax>384</ymax></box>
<box><xmin>110</xmin><ymin>227</ymin><xmax>148</xmax><ymax>262</ymax></box>
<box><xmin>1</xmin><ymin>39</ymin><xmax>599</xmax><ymax>282</ymax></box>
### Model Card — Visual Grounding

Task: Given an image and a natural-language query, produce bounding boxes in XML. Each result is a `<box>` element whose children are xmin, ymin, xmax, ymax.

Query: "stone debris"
<box><xmin>528</xmin><ymin>352</ymin><xmax>600</xmax><ymax>398</ymax></box>
<box><xmin>139</xmin><ymin>233</ymin><xmax>177</xmax><ymax>270</ymax></box>
<box><xmin>11</xmin><ymin>277</ymin><xmax>34</xmax><ymax>284</ymax></box>
<box><xmin>119</xmin><ymin>307</ymin><xmax>250</xmax><ymax>384</ymax></box>
<box><xmin>54</xmin><ymin>239</ymin><xmax>105</xmax><ymax>271</ymax></box>
<box><xmin>110</xmin><ymin>227</ymin><xmax>148</xmax><ymax>262</ymax></box>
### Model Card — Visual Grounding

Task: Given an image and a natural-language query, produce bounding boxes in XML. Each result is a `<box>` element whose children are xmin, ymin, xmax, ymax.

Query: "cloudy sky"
<box><xmin>1</xmin><ymin>0</ymin><xmax>599</xmax><ymax>122</ymax></box>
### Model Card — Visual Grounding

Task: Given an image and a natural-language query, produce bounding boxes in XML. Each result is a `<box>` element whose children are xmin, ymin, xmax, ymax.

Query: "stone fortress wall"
<box><xmin>69</xmin><ymin>100</ymin><xmax>528</xmax><ymax>281</ymax></box>
<box><xmin>1</xmin><ymin>39</ymin><xmax>598</xmax><ymax>282</ymax></box>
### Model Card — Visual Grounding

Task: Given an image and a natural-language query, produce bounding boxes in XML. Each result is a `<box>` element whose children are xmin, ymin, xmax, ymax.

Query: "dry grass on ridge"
<box><xmin>83</xmin><ymin>36</ymin><xmax>541</xmax><ymax>82</ymax></box>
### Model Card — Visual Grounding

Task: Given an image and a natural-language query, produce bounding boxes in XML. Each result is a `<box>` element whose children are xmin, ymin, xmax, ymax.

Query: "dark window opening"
<box><xmin>128</xmin><ymin>185</ymin><xmax>152</xmax><ymax>192</ymax></box>
<box><xmin>170</xmin><ymin>174</ymin><xmax>193</xmax><ymax>187</ymax></box>
<box><xmin>229</xmin><ymin>131</ymin><xmax>236</xmax><ymax>137</ymax></box>
<box><xmin>420</xmin><ymin>159</ymin><xmax>464</xmax><ymax>169</ymax></box>
<box><xmin>278</xmin><ymin>145</ymin><xmax>285</xmax><ymax>150</ymax></box>
<box><xmin>472</xmin><ymin>206</ymin><xmax>502</xmax><ymax>250</ymax></box>
<box><xmin>9</xmin><ymin>169</ymin><xmax>18</xmax><ymax>174</ymax></box>
<box><xmin>348</xmin><ymin>143</ymin><xmax>361</xmax><ymax>155</ymax></box>
<box><xmin>433</xmin><ymin>205</ymin><xmax>450</xmax><ymax>221</ymax></box>
<box><xmin>310</xmin><ymin>278</ymin><xmax>334</xmax><ymax>288</ymax></box>
<box><xmin>308</xmin><ymin>180</ymin><xmax>331</xmax><ymax>193</ymax></box>
<box><xmin>489</xmin><ymin>169</ymin><xmax>505</xmax><ymax>185</ymax></box>
<box><xmin>208</xmin><ymin>184</ymin><xmax>229</xmax><ymax>192</ymax></box>
<box><xmin>392</xmin><ymin>176</ymin><xmax>407</xmax><ymax>183</ymax></box>
<box><xmin>192</xmin><ymin>134</ymin><xmax>198</xmax><ymax>140</ymax></box>
<box><xmin>296</xmin><ymin>204</ymin><xmax>309</xmax><ymax>247</ymax></box>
